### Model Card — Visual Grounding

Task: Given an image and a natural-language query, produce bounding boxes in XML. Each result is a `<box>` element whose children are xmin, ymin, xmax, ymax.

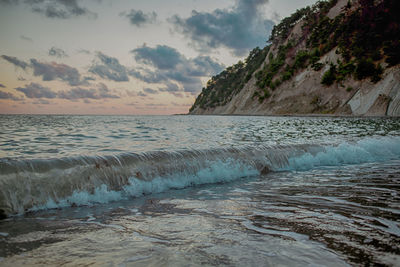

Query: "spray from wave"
<box><xmin>1</xmin><ymin>136</ymin><xmax>399</xmax><ymax>216</ymax></box>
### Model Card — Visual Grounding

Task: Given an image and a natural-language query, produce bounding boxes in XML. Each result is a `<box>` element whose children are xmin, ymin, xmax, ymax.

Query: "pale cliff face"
<box><xmin>190</xmin><ymin>0</ymin><xmax>400</xmax><ymax>117</ymax></box>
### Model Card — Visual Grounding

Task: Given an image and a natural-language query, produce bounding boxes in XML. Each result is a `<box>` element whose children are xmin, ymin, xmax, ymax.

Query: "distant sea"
<box><xmin>0</xmin><ymin>115</ymin><xmax>399</xmax><ymax>266</ymax></box>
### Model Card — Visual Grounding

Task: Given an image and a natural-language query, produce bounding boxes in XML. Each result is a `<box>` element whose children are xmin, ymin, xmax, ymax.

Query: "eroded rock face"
<box><xmin>190</xmin><ymin>0</ymin><xmax>400</xmax><ymax>117</ymax></box>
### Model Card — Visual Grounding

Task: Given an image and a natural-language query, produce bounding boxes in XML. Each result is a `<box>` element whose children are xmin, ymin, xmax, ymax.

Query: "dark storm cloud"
<box><xmin>0</xmin><ymin>83</ymin><xmax>5</xmax><ymax>88</ymax></box>
<box><xmin>121</xmin><ymin>9</ymin><xmax>157</xmax><ymax>27</ymax></box>
<box><xmin>0</xmin><ymin>90</ymin><xmax>23</xmax><ymax>101</ymax></box>
<box><xmin>49</xmin><ymin>47</ymin><xmax>68</xmax><ymax>58</ymax></box>
<box><xmin>30</xmin><ymin>59</ymin><xmax>84</xmax><ymax>86</ymax></box>
<box><xmin>15</xmin><ymin>82</ymin><xmax>57</xmax><ymax>98</ymax></box>
<box><xmin>89</xmin><ymin>52</ymin><xmax>129</xmax><ymax>82</ymax></box>
<box><xmin>130</xmin><ymin>44</ymin><xmax>224</xmax><ymax>94</ymax></box>
<box><xmin>169</xmin><ymin>0</ymin><xmax>274</xmax><ymax>56</ymax></box>
<box><xmin>25</xmin><ymin>0</ymin><xmax>96</xmax><ymax>19</ymax></box>
<box><xmin>58</xmin><ymin>83</ymin><xmax>119</xmax><ymax>100</ymax></box>
<box><xmin>1</xmin><ymin>55</ymin><xmax>29</xmax><ymax>70</ymax></box>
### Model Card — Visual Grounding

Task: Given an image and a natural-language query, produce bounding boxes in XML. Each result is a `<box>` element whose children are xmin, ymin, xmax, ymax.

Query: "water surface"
<box><xmin>0</xmin><ymin>115</ymin><xmax>399</xmax><ymax>266</ymax></box>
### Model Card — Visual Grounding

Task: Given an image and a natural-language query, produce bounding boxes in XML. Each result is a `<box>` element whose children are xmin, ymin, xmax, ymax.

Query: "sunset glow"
<box><xmin>0</xmin><ymin>0</ymin><xmax>317</xmax><ymax>114</ymax></box>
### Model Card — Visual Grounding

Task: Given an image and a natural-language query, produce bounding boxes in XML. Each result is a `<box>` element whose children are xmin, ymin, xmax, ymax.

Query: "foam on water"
<box><xmin>1</xmin><ymin>136</ymin><xmax>400</xmax><ymax>216</ymax></box>
<box><xmin>32</xmin><ymin>159</ymin><xmax>258</xmax><ymax>212</ymax></box>
<box><xmin>282</xmin><ymin>136</ymin><xmax>400</xmax><ymax>171</ymax></box>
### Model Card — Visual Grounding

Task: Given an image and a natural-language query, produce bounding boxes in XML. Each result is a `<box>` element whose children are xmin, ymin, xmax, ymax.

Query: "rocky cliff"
<box><xmin>189</xmin><ymin>0</ymin><xmax>400</xmax><ymax>116</ymax></box>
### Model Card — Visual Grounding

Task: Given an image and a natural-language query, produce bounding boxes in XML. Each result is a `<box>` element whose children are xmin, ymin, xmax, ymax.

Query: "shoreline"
<box><xmin>185</xmin><ymin>113</ymin><xmax>400</xmax><ymax>118</ymax></box>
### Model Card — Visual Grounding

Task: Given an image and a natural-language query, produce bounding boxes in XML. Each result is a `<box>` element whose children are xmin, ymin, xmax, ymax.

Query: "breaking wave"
<box><xmin>0</xmin><ymin>136</ymin><xmax>399</xmax><ymax>216</ymax></box>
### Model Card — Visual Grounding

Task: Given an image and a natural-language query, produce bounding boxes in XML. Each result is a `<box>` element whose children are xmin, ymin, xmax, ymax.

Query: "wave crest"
<box><xmin>1</xmin><ymin>136</ymin><xmax>399</xmax><ymax>216</ymax></box>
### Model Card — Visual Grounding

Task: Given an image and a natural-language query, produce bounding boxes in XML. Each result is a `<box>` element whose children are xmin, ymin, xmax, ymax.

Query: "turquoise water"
<box><xmin>0</xmin><ymin>115</ymin><xmax>399</xmax><ymax>266</ymax></box>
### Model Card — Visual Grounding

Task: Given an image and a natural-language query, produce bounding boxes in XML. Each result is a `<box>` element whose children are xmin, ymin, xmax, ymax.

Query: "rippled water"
<box><xmin>0</xmin><ymin>115</ymin><xmax>400</xmax><ymax>266</ymax></box>
<box><xmin>1</xmin><ymin>114</ymin><xmax>399</xmax><ymax>159</ymax></box>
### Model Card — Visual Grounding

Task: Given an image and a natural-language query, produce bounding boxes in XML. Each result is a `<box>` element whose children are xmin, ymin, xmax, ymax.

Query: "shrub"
<box><xmin>355</xmin><ymin>58</ymin><xmax>376</xmax><ymax>80</ymax></box>
<box><xmin>245</xmin><ymin>73</ymin><xmax>252</xmax><ymax>82</ymax></box>
<box><xmin>384</xmin><ymin>41</ymin><xmax>400</xmax><ymax>66</ymax></box>
<box><xmin>310</xmin><ymin>95</ymin><xmax>320</xmax><ymax>105</ymax></box>
<box><xmin>371</xmin><ymin>50</ymin><xmax>382</xmax><ymax>61</ymax></box>
<box><xmin>281</xmin><ymin>71</ymin><xmax>293</xmax><ymax>81</ymax></box>
<box><xmin>371</xmin><ymin>64</ymin><xmax>383</xmax><ymax>83</ymax></box>
<box><xmin>321</xmin><ymin>64</ymin><xmax>337</xmax><ymax>85</ymax></box>
<box><xmin>312</xmin><ymin>62</ymin><xmax>324</xmax><ymax>71</ymax></box>
<box><xmin>336</xmin><ymin>60</ymin><xmax>355</xmax><ymax>81</ymax></box>
<box><xmin>293</xmin><ymin>50</ymin><xmax>310</xmax><ymax>70</ymax></box>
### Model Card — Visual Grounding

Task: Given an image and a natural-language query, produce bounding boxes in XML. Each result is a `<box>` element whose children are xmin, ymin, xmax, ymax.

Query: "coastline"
<box><xmin>185</xmin><ymin>113</ymin><xmax>399</xmax><ymax>118</ymax></box>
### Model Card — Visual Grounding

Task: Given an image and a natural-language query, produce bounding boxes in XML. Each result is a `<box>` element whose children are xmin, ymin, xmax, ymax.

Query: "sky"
<box><xmin>0</xmin><ymin>0</ymin><xmax>318</xmax><ymax>115</ymax></box>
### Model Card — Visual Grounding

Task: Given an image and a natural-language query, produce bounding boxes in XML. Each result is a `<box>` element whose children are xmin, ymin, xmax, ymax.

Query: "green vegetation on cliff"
<box><xmin>189</xmin><ymin>46</ymin><xmax>269</xmax><ymax>112</ymax></box>
<box><xmin>190</xmin><ymin>0</ymin><xmax>400</xmax><ymax>112</ymax></box>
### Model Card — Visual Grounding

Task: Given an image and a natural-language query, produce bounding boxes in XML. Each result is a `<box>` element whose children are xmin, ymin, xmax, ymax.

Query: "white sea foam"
<box><xmin>32</xmin><ymin>159</ymin><xmax>259</xmax><ymax>212</ymax></box>
<box><xmin>281</xmin><ymin>136</ymin><xmax>400</xmax><ymax>171</ymax></box>
<box><xmin>5</xmin><ymin>136</ymin><xmax>400</xmax><ymax>214</ymax></box>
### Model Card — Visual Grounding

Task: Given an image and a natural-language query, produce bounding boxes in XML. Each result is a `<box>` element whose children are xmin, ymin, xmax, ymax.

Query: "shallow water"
<box><xmin>0</xmin><ymin>115</ymin><xmax>399</xmax><ymax>266</ymax></box>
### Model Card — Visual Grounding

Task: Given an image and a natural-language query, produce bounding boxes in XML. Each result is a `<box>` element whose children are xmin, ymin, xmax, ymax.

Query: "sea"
<box><xmin>0</xmin><ymin>114</ymin><xmax>399</xmax><ymax>266</ymax></box>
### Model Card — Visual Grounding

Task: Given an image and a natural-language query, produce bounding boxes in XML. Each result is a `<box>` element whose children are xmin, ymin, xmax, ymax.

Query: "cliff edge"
<box><xmin>189</xmin><ymin>0</ymin><xmax>400</xmax><ymax>116</ymax></box>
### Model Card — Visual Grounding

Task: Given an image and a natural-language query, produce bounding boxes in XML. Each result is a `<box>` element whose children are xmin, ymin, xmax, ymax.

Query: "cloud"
<box><xmin>15</xmin><ymin>82</ymin><xmax>119</xmax><ymax>101</ymax></box>
<box><xmin>132</xmin><ymin>45</ymin><xmax>183</xmax><ymax>70</ymax></box>
<box><xmin>171</xmin><ymin>101</ymin><xmax>191</xmax><ymax>107</ymax></box>
<box><xmin>83</xmin><ymin>76</ymin><xmax>95</xmax><ymax>81</ymax></box>
<box><xmin>1</xmin><ymin>55</ymin><xmax>29</xmax><ymax>70</ymax></box>
<box><xmin>0</xmin><ymin>0</ymin><xmax>96</xmax><ymax>19</ymax></box>
<box><xmin>0</xmin><ymin>0</ymin><xmax>16</xmax><ymax>5</ymax></box>
<box><xmin>137</xmin><ymin>91</ymin><xmax>147</xmax><ymax>97</ymax></box>
<box><xmin>129</xmin><ymin>68</ymin><xmax>166</xmax><ymax>84</ymax></box>
<box><xmin>145</xmin><ymin>103</ymin><xmax>167</xmax><ymax>107</ymax></box>
<box><xmin>20</xmin><ymin>35</ymin><xmax>33</xmax><ymax>42</ymax></box>
<box><xmin>143</xmin><ymin>88</ymin><xmax>158</xmax><ymax>94</ymax></box>
<box><xmin>15</xmin><ymin>82</ymin><xmax>57</xmax><ymax>98</ymax></box>
<box><xmin>77</xmin><ymin>49</ymin><xmax>91</xmax><ymax>55</ymax></box>
<box><xmin>30</xmin><ymin>59</ymin><xmax>85</xmax><ymax>86</ymax></box>
<box><xmin>89</xmin><ymin>52</ymin><xmax>129</xmax><ymax>82</ymax></box>
<box><xmin>158</xmin><ymin>82</ymin><xmax>180</xmax><ymax>92</ymax></box>
<box><xmin>0</xmin><ymin>83</ymin><xmax>5</xmax><ymax>88</ymax></box>
<box><xmin>25</xmin><ymin>0</ymin><xmax>96</xmax><ymax>19</ymax></box>
<box><xmin>58</xmin><ymin>83</ymin><xmax>120</xmax><ymax>100</ymax></box>
<box><xmin>1</xmin><ymin>55</ymin><xmax>89</xmax><ymax>86</ymax></box>
<box><xmin>32</xmin><ymin>99</ymin><xmax>50</xmax><ymax>105</ymax></box>
<box><xmin>125</xmin><ymin>101</ymin><xmax>139</xmax><ymax>106</ymax></box>
<box><xmin>169</xmin><ymin>0</ymin><xmax>274</xmax><ymax>56</ymax></box>
<box><xmin>49</xmin><ymin>47</ymin><xmax>68</xmax><ymax>58</ymax></box>
<box><xmin>130</xmin><ymin>44</ymin><xmax>224</xmax><ymax>94</ymax></box>
<box><xmin>0</xmin><ymin>90</ymin><xmax>23</xmax><ymax>101</ymax></box>
<box><xmin>121</xmin><ymin>9</ymin><xmax>157</xmax><ymax>27</ymax></box>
